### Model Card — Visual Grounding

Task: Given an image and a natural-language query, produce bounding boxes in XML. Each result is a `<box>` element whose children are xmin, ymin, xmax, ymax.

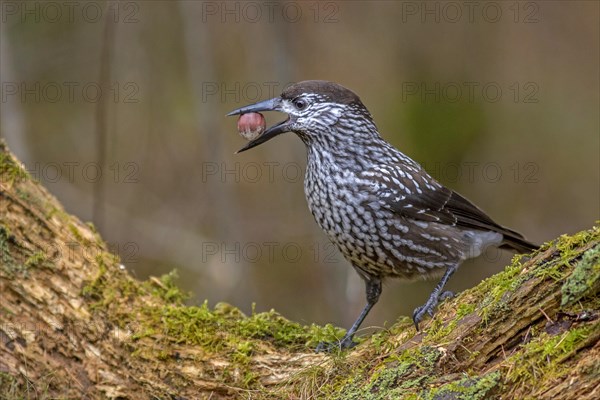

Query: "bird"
<box><xmin>227</xmin><ymin>80</ymin><xmax>537</xmax><ymax>351</ymax></box>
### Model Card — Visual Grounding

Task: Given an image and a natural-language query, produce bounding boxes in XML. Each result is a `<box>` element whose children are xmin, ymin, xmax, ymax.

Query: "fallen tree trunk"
<box><xmin>1</xmin><ymin>140</ymin><xmax>598</xmax><ymax>399</ymax></box>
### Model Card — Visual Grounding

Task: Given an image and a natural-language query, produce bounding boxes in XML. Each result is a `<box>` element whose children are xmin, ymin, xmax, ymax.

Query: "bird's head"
<box><xmin>228</xmin><ymin>80</ymin><xmax>377</xmax><ymax>153</ymax></box>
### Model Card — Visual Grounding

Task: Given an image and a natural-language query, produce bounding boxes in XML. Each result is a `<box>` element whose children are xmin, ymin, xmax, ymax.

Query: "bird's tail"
<box><xmin>499</xmin><ymin>227</ymin><xmax>539</xmax><ymax>254</ymax></box>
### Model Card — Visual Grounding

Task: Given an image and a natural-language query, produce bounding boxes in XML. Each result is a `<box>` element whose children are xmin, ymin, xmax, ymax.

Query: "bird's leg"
<box><xmin>317</xmin><ymin>277</ymin><xmax>381</xmax><ymax>352</ymax></box>
<box><xmin>412</xmin><ymin>265</ymin><xmax>458</xmax><ymax>331</ymax></box>
<box><xmin>341</xmin><ymin>278</ymin><xmax>382</xmax><ymax>348</ymax></box>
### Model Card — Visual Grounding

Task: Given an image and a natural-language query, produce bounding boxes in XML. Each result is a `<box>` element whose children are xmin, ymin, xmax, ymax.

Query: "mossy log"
<box><xmin>1</xmin><ymin>140</ymin><xmax>599</xmax><ymax>399</ymax></box>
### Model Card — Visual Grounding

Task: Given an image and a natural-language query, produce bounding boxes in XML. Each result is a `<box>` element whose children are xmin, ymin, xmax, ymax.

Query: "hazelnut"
<box><xmin>237</xmin><ymin>112</ymin><xmax>266</xmax><ymax>141</ymax></box>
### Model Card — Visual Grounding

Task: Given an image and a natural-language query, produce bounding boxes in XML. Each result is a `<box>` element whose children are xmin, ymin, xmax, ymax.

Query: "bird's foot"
<box><xmin>412</xmin><ymin>290</ymin><xmax>455</xmax><ymax>331</ymax></box>
<box><xmin>315</xmin><ymin>335</ymin><xmax>358</xmax><ymax>353</ymax></box>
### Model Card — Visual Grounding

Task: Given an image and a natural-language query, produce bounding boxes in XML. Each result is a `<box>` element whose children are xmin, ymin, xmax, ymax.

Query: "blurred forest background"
<box><xmin>1</xmin><ymin>1</ymin><xmax>598</xmax><ymax>332</ymax></box>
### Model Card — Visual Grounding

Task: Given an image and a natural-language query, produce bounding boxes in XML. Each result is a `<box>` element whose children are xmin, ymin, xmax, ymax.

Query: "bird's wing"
<box><xmin>359</xmin><ymin>164</ymin><xmax>536</xmax><ymax>252</ymax></box>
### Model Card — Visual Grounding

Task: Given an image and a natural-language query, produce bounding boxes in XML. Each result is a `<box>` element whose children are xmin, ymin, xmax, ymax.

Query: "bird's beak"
<box><xmin>227</xmin><ymin>98</ymin><xmax>291</xmax><ymax>153</ymax></box>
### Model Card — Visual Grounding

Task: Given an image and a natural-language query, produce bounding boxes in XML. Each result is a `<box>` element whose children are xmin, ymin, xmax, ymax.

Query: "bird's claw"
<box><xmin>412</xmin><ymin>290</ymin><xmax>455</xmax><ymax>330</ymax></box>
<box><xmin>412</xmin><ymin>305</ymin><xmax>429</xmax><ymax>330</ymax></box>
<box><xmin>440</xmin><ymin>290</ymin><xmax>455</xmax><ymax>301</ymax></box>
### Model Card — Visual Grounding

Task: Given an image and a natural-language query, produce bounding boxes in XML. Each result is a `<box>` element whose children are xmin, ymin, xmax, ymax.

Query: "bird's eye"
<box><xmin>293</xmin><ymin>99</ymin><xmax>307</xmax><ymax>110</ymax></box>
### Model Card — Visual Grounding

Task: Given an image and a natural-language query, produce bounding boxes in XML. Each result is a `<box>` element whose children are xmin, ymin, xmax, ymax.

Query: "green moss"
<box><xmin>477</xmin><ymin>227</ymin><xmax>599</xmax><ymax>325</ymax></box>
<box><xmin>214</xmin><ymin>301</ymin><xmax>246</xmax><ymax>317</ymax></box>
<box><xmin>81</xmin><ymin>256</ymin><xmax>109</xmax><ymax>301</ymax></box>
<box><xmin>68</xmin><ymin>223</ymin><xmax>87</xmax><ymax>245</ymax></box>
<box><xmin>0</xmin><ymin>225</ymin><xmax>23</xmax><ymax>277</ymax></box>
<box><xmin>425</xmin><ymin>301</ymin><xmax>476</xmax><ymax>343</ymax></box>
<box><xmin>142</xmin><ymin>270</ymin><xmax>190</xmax><ymax>304</ymax></box>
<box><xmin>426</xmin><ymin>371</ymin><xmax>501</xmax><ymax>400</ymax></box>
<box><xmin>79</xmin><ymin>255</ymin><xmax>346</xmax><ymax>369</ymax></box>
<box><xmin>455</xmin><ymin>302</ymin><xmax>477</xmax><ymax>320</ymax></box>
<box><xmin>241</xmin><ymin>309</ymin><xmax>345</xmax><ymax>349</ymax></box>
<box><xmin>24</xmin><ymin>251</ymin><xmax>50</xmax><ymax>269</ymax></box>
<box><xmin>367</xmin><ymin>363</ymin><xmax>427</xmax><ymax>397</ymax></box>
<box><xmin>366</xmin><ymin>317</ymin><xmax>414</xmax><ymax>354</ymax></box>
<box><xmin>81</xmin><ymin>254</ymin><xmax>147</xmax><ymax>315</ymax></box>
<box><xmin>477</xmin><ymin>255</ymin><xmax>525</xmax><ymax>325</ymax></box>
<box><xmin>72</xmin><ymin>223</ymin><xmax>598</xmax><ymax>397</ymax></box>
<box><xmin>505</xmin><ymin>321</ymin><xmax>598</xmax><ymax>389</ymax></box>
<box><xmin>78</xmin><ymin>263</ymin><xmax>350</xmax><ymax>390</ymax></box>
<box><xmin>86</xmin><ymin>221</ymin><xmax>98</xmax><ymax>234</ymax></box>
<box><xmin>232</xmin><ymin>340</ymin><xmax>255</xmax><ymax>365</ymax></box>
<box><xmin>0</xmin><ymin>225</ymin><xmax>14</xmax><ymax>265</ymax></box>
<box><xmin>561</xmin><ymin>244</ymin><xmax>600</xmax><ymax>307</ymax></box>
<box><xmin>3</xmin><ymin>250</ymin><xmax>52</xmax><ymax>278</ymax></box>
<box><xmin>0</xmin><ymin>150</ymin><xmax>30</xmax><ymax>186</ymax></box>
<box><xmin>143</xmin><ymin>301</ymin><xmax>344</xmax><ymax>351</ymax></box>
<box><xmin>123</xmin><ymin>299</ymin><xmax>347</xmax><ymax>392</ymax></box>
<box><xmin>323</xmin><ymin>346</ymin><xmax>443</xmax><ymax>399</ymax></box>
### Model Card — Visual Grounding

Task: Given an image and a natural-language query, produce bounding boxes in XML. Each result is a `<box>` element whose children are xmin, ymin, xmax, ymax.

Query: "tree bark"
<box><xmin>1</xmin><ymin>140</ymin><xmax>598</xmax><ymax>399</ymax></box>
